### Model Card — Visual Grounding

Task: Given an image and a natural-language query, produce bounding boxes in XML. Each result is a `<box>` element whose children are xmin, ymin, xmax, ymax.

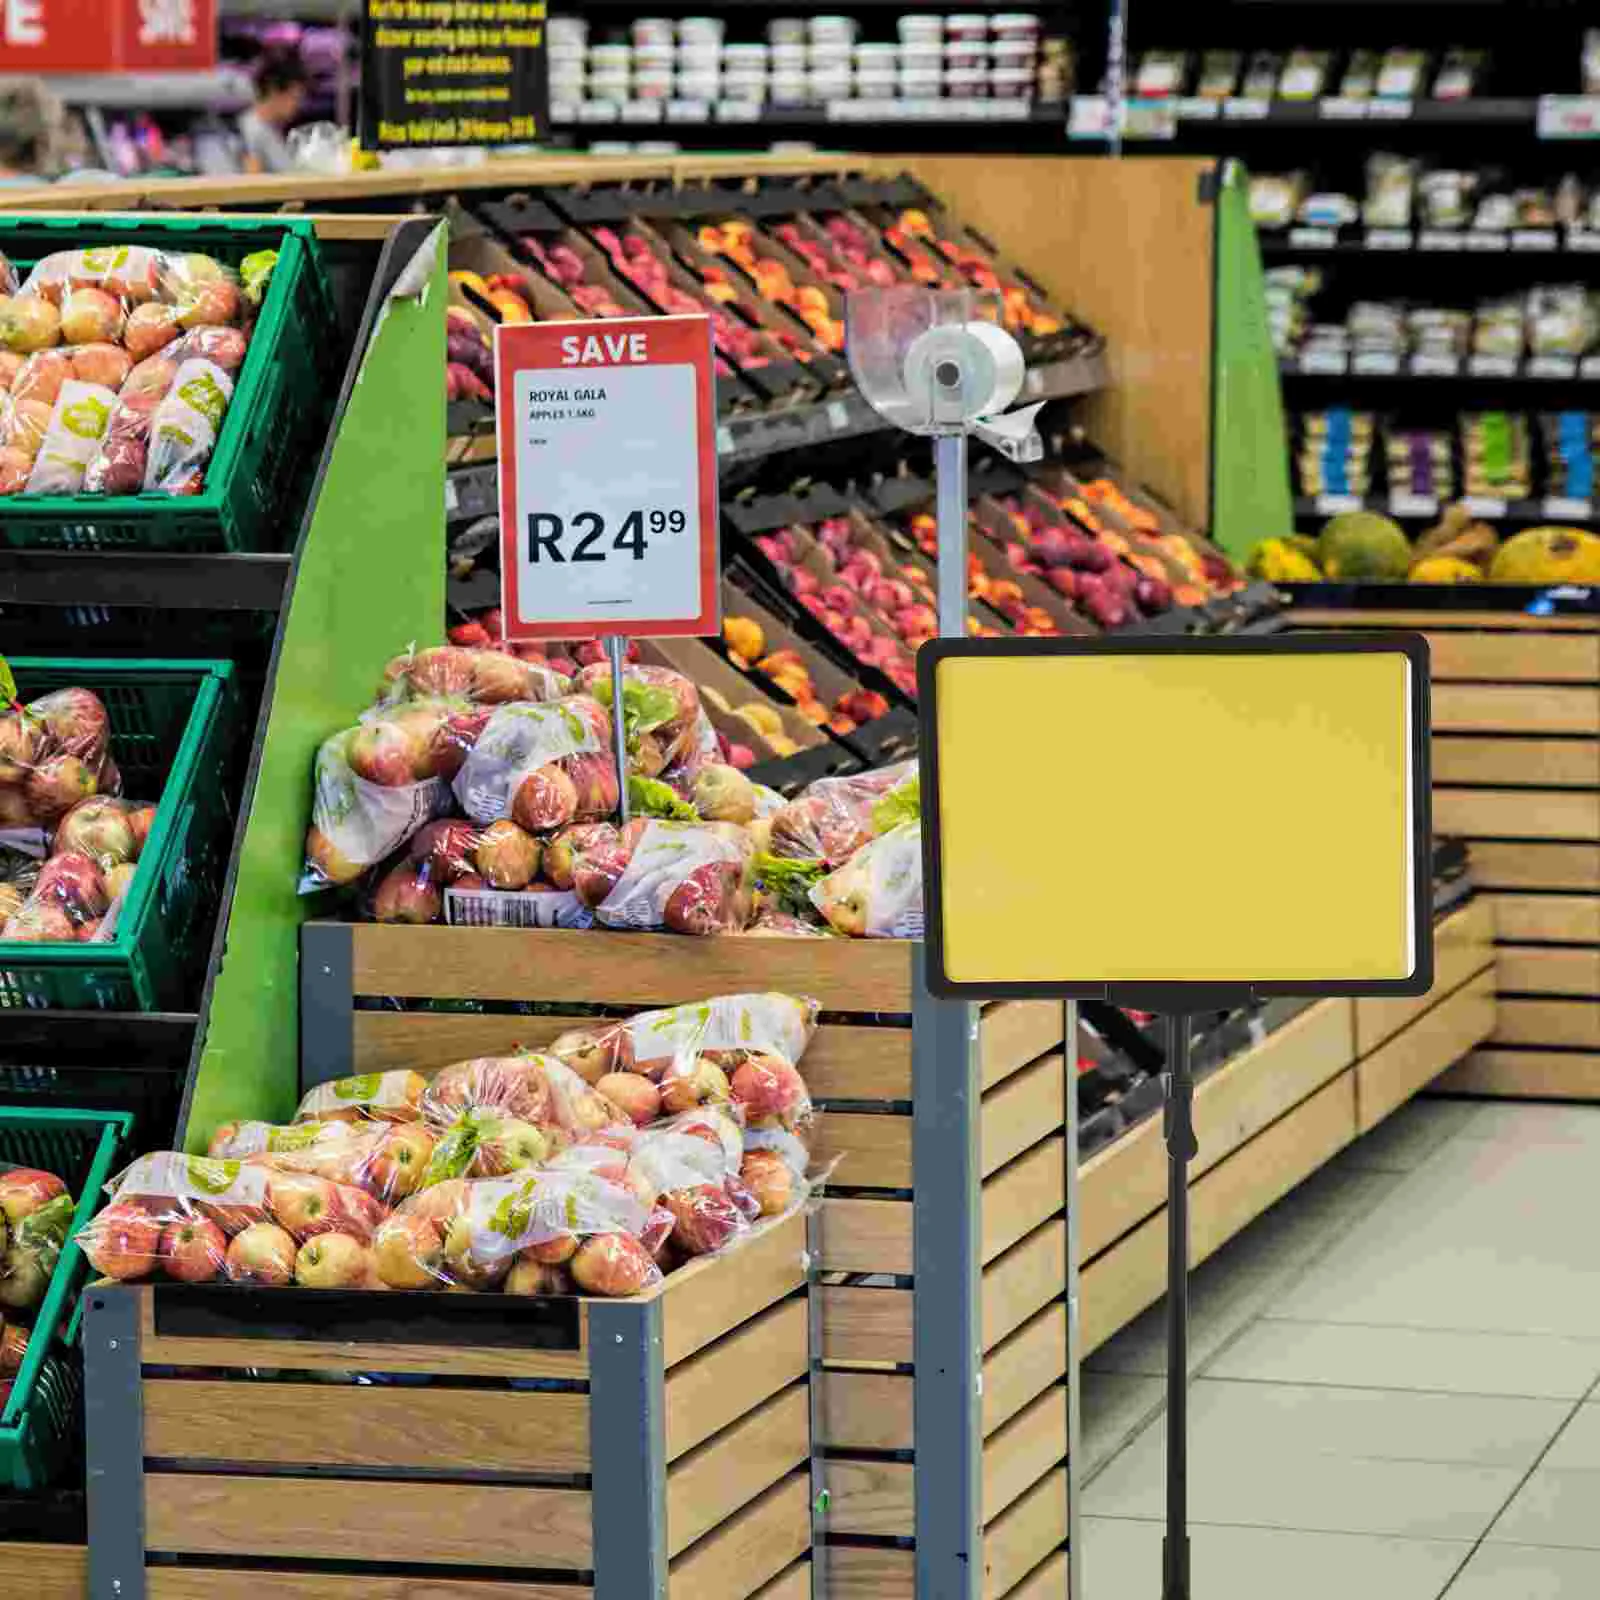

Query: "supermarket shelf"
<box><xmin>1280</xmin><ymin>580</ymin><xmax>1600</xmax><ymax>613</ymax></box>
<box><xmin>1280</xmin><ymin>353</ymin><xmax>1600</xmax><ymax>380</ymax></box>
<box><xmin>221</xmin><ymin>0</ymin><xmax>351</xmax><ymax>15</ymax></box>
<box><xmin>43</xmin><ymin>69</ymin><xmax>254</xmax><ymax>112</ymax></box>
<box><xmin>0</xmin><ymin>550</ymin><xmax>292</xmax><ymax>610</ymax></box>
<box><xmin>1295</xmin><ymin>495</ymin><xmax>1599</xmax><ymax>524</ymax></box>
<box><xmin>1262</xmin><ymin>225</ymin><xmax>1600</xmax><ymax>260</ymax></box>
<box><xmin>1070</xmin><ymin>93</ymin><xmax>1599</xmax><ymax>145</ymax></box>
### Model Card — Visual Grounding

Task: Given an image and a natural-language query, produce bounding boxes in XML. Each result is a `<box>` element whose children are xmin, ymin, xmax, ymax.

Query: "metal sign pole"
<box><xmin>935</xmin><ymin>431</ymin><xmax>969</xmax><ymax>641</ymax></box>
<box><xmin>606</xmin><ymin>634</ymin><xmax>632</xmax><ymax>825</ymax></box>
<box><xmin>1065</xmin><ymin>1000</ymin><xmax>1083</xmax><ymax>1600</ymax></box>
<box><xmin>1162</xmin><ymin>1012</ymin><xmax>1198</xmax><ymax>1600</ymax></box>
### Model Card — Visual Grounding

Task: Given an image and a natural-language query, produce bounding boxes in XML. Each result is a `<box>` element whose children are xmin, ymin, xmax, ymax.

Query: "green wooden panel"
<box><xmin>1211</xmin><ymin>160</ymin><xmax>1293</xmax><ymax>560</ymax></box>
<box><xmin>182</xmin><ymin>224</ymin><xmax>447</xmax><ymax>1151</ymax></box>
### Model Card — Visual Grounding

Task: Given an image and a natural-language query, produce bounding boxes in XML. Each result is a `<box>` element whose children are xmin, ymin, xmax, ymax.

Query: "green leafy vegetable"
<box><xmin>240</xmin><ymin>250</ymin><xmax>278</xmax><ymax>307</ymax></box>
<box><xmin>628</xmin><ymin>776</ymin><xmax>697</xmax><ymax>820</ymax></box>
<box><xmin>872</xmin><ymin>775</ymin><xmax>920</xmax><ymax>835</ymax></box>
<box><xmin>755</xmin><ymin>853</ymin><xmax>826</xmax><ymax>918</ymax></box>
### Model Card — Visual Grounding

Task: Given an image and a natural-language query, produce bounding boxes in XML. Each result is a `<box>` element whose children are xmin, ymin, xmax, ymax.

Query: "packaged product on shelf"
<box><xmin>1195</xmin><ymin>49</ymin><xmax>1240</xmax><ymax>100</ymax></box>
<box><xmin>3</xmin><ymin>793</ymin><xmax>157</xmax><ymax>944</ymax></box>
<box><xmin>572</xmin><ymin>661</ymin><xmax>700</xmax><ymax>778</ymax></box>
<box><xmin>1384</xmin><ymin>426</ymin><xmax>1456</xmax><ymax>503</ymax></box>
<box><xmin>0</xmin><ymin>685</ymin><xmax>119</xmax><ymax>841</ymax></box>
<box><xmin>1539</xmin><ymin>412</ymin><xmax>1597</xmax><ymax>501</ymax></box>
<box><xmin>1462</xmin><ymin>412</ymin><xmax>1532</xmax><ymax>500</ymax></box>
<box><xmin>1432</xmin><ymin>48</ymin><xmax>1483</xmax><ymax>101</ymax></box>
<box><xmin>1365</xmin><ymin>155</ymin><xmax>1417</xmax><ymax>230</ymax></box>
<box><xmin>1526</xmin><ymin>286</ymin><xmax>1597</xmax><ymax>357</ymax></box>
<box><xmin>1278</xmin><ymin>49</ymin><xmax>1331</xmax><ymax>101</ymax></box>
<box><xmin>210</xmin><ymin>1118</ymin><xmax>437</xmax><ymax>1206</ymax></box>
<box><xmin>453</xmin><ymin>695</ymin><xmax>615</xmax><ymax>830</ymax></box>
<box><xmin>1240</xmin><ymin>50</ymin><xmax>1281</xmax><ymax>100</ymax></box>
<box><xmin>1375</xmin><ymin>47</ymin><xmax>1428</xmax><ymax>99</ymax></box>
<box><xmin>812</xmin><ymin>818</ymin><xmax>924</xmax><ymax>938</ymax></box>
<box><xmin>767</xmin><ymin>760</ymin><xmax>916</xmax><ymax>865</ymax></box>
<box><xmin>1339</xmin><ymin>49</ymin><xmax>1378</xmax><ymax>100</ymax></box>
<box><xmin>378</xmin><ymin>642</ymin><xmax>571</xmax><ymax>707</ymax></box>
<box><xmin>1473</xmin><ymin>298</ymin><xmax>1526</xmax><ymax>360</ymax></box>
<box><xmin>292</xmin><ymin>1067</ymin><xmax>428</xmax><ymax>1124</ymax></box>
<box><xmin>1132</xmin><ymin>49</ymin><xmax>1186</xmax><ymax>98</ymax></box>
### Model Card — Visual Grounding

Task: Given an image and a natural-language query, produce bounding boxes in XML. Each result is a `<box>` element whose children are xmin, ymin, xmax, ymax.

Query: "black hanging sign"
<box><xmin>360</xmin><ymin>0</ymin><xmax>548</xmax><ymax>151</ymax></box>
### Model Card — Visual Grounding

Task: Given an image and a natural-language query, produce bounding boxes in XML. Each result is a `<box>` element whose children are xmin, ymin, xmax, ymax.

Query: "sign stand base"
<box><xmin>1161</xmin><ymin>1010</ymin><xmax>1197</xmax><ymax>1600</ymax></box>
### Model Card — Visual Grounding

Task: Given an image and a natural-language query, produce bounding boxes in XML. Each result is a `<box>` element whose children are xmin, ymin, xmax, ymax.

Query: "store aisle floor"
<box><xmin>1080</xmin><ymin>1097</ymin><xmax>1600</xmax><ymax>1599</ymax></box>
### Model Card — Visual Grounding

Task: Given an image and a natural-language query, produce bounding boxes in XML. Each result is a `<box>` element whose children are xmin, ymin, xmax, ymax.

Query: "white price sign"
<box><xmin>495</xmin><ymin>315</ymin><xmax>719</xmax><ymax>641</ymax></box>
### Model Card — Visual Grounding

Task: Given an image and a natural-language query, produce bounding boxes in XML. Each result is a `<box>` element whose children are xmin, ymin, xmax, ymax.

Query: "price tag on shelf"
<box><xmin>1464</xmin><ymin>231</ymin><xmax>1510</xmax><ymax>252</ymax></box>
<box><xmin>1223</xmin><ymin>97</ymin><xmax>1270</xmax><ymax>119</ymax></box>
<box><xmin>1319</xmin><ymin>98</ymin><xmax>1369</xmax><ymax>120</ymax></box>
<box><xmin>1389</xmin><ymin>493</ymin><xmax>1437</xmax><ymax>518</ymax></box>
<box><xmin>987</xmin><ymin>99</ymin><xmax>1033</xmax><ymax>121</ymax></box>
<box><xmin>1538</xmin><ymin>95</ymin><xmax>1600</xmax><ymax>139</ymax></box>
<box><xmin>1469</xmin><ymin>354</ymin><xmax>1518</xmax><ymax>377</ymax></box>
<box><xmin>1298</xmin><ymin>350</ymin><xmax>1348</xmax><ymax>375</ymax></box>
<box><xmin>1176</xmin><ymin>96</ymin><xmax>1220</xmax><ymax>120</ymax></box>
<box><xmin>1124</xmin><ymin>98</ymin><xmax>1177</xmax><ymax>139</ymax></box>
<box><xmin>1365</xmin><ymin>229</ymin><xmax>1412</xmax><ymax>250</ymax></box>
<box><xmin>1527</xmin><ymin>354</ymin><xmax>1579</xmax><ymax>378</ymax></box>
<box><xmin>1410</xmin><ymin>353</ymin><xmax>1461</xmax><ymax>376</ymax></box>
<box><xmin>1418</xmin><ymin>230</ymin><xmax>1466</xmax><ymax>252</ymax></box>
<box><xmin>714</xmin><ymin>101</ymin><xmax>759</xmax><ymax>121</ymax></box>
<box><xmin>1314</xmin><ymin>494</ymin><xmax>1364</xmax><ymax>514</ymax></box>
<box><xmin>1543</xmin><ymin>496</ymin><xmax>1594</xmax><ymax>520</ymax></box>
<box><xmin>495</xmin><ymin>316</ymin><xmax>720</xmax><ymax>640</ymax></box>
<box><xmin>578</xmin><ymin>100</ymin><xmax>621</xmax><ymax>123</ymax></box>
<box><xmin>1463</xmin><ymin>496</ymin><xmax>1508</xmax><ymax>519</ymax></box>
<box><xmin>1568</xmin><ymin>230</ymin><xmax>1600</xmax><ymax>252</ymax></box>
<box><xmin>1289</xmin><ymin>226</ymin><xmax>1337</xmax><ymax>249</ymax></box>
<box><xmin>551</xmin><ymin>100</ymin><xmax>580</xmax><ymax>124</ymax></box>
<box><xmin>1581</xmin><ymin>356</ymin><xmax>1600</xmax><ymax>380</ymax></box>
<box><xmin>1368</xmin><ymin>95</ymin><xmax>1414</xmax><ymax>119</ymax></box>
<box><xmin>1352</xmin><ymin>351</ymin><xmax>1400</xmax><ymax>375</ymax></box>
<box><xmin>667</xmin><ymin>99</ymin><xmax>710</xmax><ymax>122</ymax></box>
<box><xmin>1512</xmin><ymin>229</ymin><xmax>1559</xmax><ymax>251</ymax></box>
<box><xmin>620</xmin><ymin>100</ymin><xmax>665</xmax><ymax>123</ymax></box>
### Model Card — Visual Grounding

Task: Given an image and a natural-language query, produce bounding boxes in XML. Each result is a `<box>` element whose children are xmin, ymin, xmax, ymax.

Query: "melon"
<box><xmin>1487</xmin><ymin>527</ymin><xmax>1600</xmax><ymax>585</ymax></box>
<box><xmin>1317</xmin><ymin>511</ymin><xmax>1412</xmax><ymax>581</ymax></box>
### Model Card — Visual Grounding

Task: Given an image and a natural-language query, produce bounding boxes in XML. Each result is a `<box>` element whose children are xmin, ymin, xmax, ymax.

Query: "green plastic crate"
<box><xmin>0</xmin><ymin>214</ymin><xmax>337</xmax><ymax>552</ymax></box>
<box><xmin>0</xmin><ymin>1106</ymin><xmax>130</xmax><ymax>1490</ymax></box>
<box><xmin>0</xmin><ymin>657</ymin><xmax>237</xmax><ymax>1011</ymax></box>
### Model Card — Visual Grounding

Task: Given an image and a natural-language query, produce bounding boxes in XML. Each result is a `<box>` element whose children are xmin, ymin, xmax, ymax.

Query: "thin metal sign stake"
<box><xmin>1162</xmin><ymin>1012</ymin><xmax>1198</xmax><ymax>1600</ymax></box>
<box><xmin>607</xmin><ymin>633</ymin><xmax>631</xmax><ymax>825</ymax></box>
<box><xmin>934</xmin><ymin>431</ymin><xmax>969</xmax><ymax>641</ymax></box>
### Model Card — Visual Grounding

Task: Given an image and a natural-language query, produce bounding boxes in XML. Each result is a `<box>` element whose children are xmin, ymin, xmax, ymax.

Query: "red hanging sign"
<box><xmin>0</xmin><ymin>0</ymin><xmax>216</xmax><ymax>74</ymax></box>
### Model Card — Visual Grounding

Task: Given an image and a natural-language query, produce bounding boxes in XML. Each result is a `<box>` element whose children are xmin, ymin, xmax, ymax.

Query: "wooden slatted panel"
<box><xmin>667</xmin><ymin>1472</ymin><xmax>810</xmax><ymax>1600</ymax></box>
<box><xmin>664</xmin><ymin>1298</ymin><xmax>809</xmax><ymax>1461</ymax></box>
<box><xmin>1469</xmin><ymin>843</ymin><xmax>1600</xmax><ymax>891</ymax></box>
<box><xmin>1003</xmin><ymin>1550</ymin><xmax>1070</xmax><ymax>1598</ymax></box>
<box><xmin>797</xmin><ymin>1025</ymin><xmax>911</xmax><ymax>1102</ymax></box>
<box><xmin>823</xmin><ymin>1545</ymin><xmax>913</xmax><ymax>1598</ymax></box>
<box><xmin>144</xmin><ymin>1476</ymin><xmax>594</xmax><ymax>1568</ymax></box>
<box><xmin>1432</xmin><ymin>685</ymin><xmax>1599</xmax><ymax>736</ymax></box>
<box><xmin>753</xmin><ymin>1562</ymin><xmax>813</xmax><ymax>1600</ymax></box>
<box><xmin>1357</xmin><ymin>971</ymin><xmax>1497</xmax><ymax>1134</ymax></box>
<box><xmin>667</xmin><ymin>1386</ymin><xmax>811</xmax><ymax>1556</ymax></box>
<box><xmin>1083</xmin><ymin>1073</ymin><xmax>1356</xmax><ymax>1355</ymax></box>
<box><xmin>143</xmin><ymin>1380</ymin><xmax>590</xmax><ymax>1473</ymax></box>
<box><xmin>817</xmin><ymin>1301</ymin><xmax>1066</xmax><ymax>1453</ymax></box>
<box><xmin>1488</xmin><ymin>893</ymin><xmax>1600</xmax><ymax>944</ymax></box>
<box><xmin>1355</xmin><ymin>900</ymin><xmax>1493</xmax><ymax>1053</ymax></box>
<box><xmin>982</xmin><ymin>1055</ymin><xmax>1066</xmax><ymax>1176</ymax></box>
<box><xmin>148</xmin><ymin>1574</ymin><xmax>589</xmax><ymax>1600</ymax></box>
<box><xmin>1434</xmin><ymin>788</ymin><xmax>1600</xmax><ymax>841</ymax></box>
<box><xmin>1294</xmin><ymin>610</ymin><xmax>1597</xmax><ymax>632</ymax></box>
<box><xmin>661</xmin><ymin>1211</ymin><xmax>807</xmax><ymax>1366</ymax></box>
<box><xmin>1438</xmin><ymin>1048</ymin><xmax>1600</xmax><ymax>1099</ymax></box>
<box><xmin>1492</xmin><ymin>998</ymin><xmax>1600</xmax><ymax>1049</ymax></box>
<box><xmin>982</xmin><ymin>1136</ymin><xmax>1066</xmax><ymax>1266</ymax></box>
<box><xmin>1496</xmin><ymin>946</ymin><xmax>1600</xmax><ymax>995</ymax></box>
<box><xmin>1432</xmin><ymin>737</ymin><xmax>1600</xmax><ymax>788</ymax></box>
<box><xmin>983</xmin><ymin>1467</ymin><xmax>1068</xmax><ymax>1598</ymax></box>
<box><xmin>980</xmin><ymin>1001</ymin><xmax>1066</xmax><ymax>1090</ymax></box>
<box><xmin>1080</xmin><ymin>998</ymin><xmax>1353</xmax><ymax>1259</ymax></box>
<box><xmin>347</xmin><ymin>924</ymin><xmax>913</xmax><ymax>1012</ymax></box>
<box><xmin>812</xmin><ymin>1114</ymin><xmax>910</xmax><ymax>1189</ymax></box>
<box><xmin>1423</xmin><ymin>632</ymin><xmax>1600</xmax><ymax>682</ymax></box>
<box><xmin>0</xmin><ymin>1544</ymin><xmax>83</xmax><ymax>1600</ymax></box>
<box><xmin>824</xmin><ymin>1387</ymin><xmax>1065</xmax><ymax>1539</ymax></box>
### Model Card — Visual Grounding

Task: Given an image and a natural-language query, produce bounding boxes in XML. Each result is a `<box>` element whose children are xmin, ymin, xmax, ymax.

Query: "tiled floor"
<box><xmin>1081</xmin><ymin>1098</ymin><xmax>1600</xmax><ymax>1598</ymax></box>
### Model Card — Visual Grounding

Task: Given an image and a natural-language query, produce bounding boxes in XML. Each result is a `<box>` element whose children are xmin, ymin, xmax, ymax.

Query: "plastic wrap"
<box><xmin>0</xmin><ymin>796</ymin><xmax>156</xmax><ymax>943</ymax></box>
<box><xmin>811</xmin><ymin>819</ymin><xmax>924</xmax><ymax>938</ymax></box>
<box><xmin>573</xmin><ymin>662</ymin><xmax>700</xmax><ymax>778</ymax></box>
<box><xmin>379</xmin><ymin>644</ymin><xmax>572</xmax><ymax>708</ymax></box>
<box><xmin>300</xmin><ymin>699</ymin><xmax>490</xmax><ymax>890</ymax></box>
<box><xmin>76</xmin><ymin>1151</ymin><xmax>367</xmax><ymax>1285</ymax></box>
<box><xmin>373</xmin><ymin>1167</ymin><xmax>658</xmax><ymax>1293</ymax></box>
<box><xmin>0</xmin><ymin>1166</ymin><xmax>73</xmax><ymax>1312</ymax></box>
<box><xmin>420</xmin><ymin>1052</ymin><xmax>621</xmax><ymax>1144</ymax></box>
<box><xmin>594</xmin><ymin>819</ymin><xmax>755</xmax><ymax>934</ymax></box>
<box><xmin>451</xmin><ymin>695</ymin><xmax>615</xmax><ymax>829</ymax></box>
<box><xmin>293</xmin><ymin>1068</ymin><xmax>428</xmax><ymax>1124</ymax></box>
<box><xmin>0</xmin><ymin>687</ymin><xmax>119</xmax><ymax>845</ymax></box>
<box><xmin>209</xmin><ymin>1118</ymin><xmax>437</xmax><ymax>1206</ymax></box>
<box><xmin>767</xmin><ymin>761</ymin><xmax>917</xmax><ymax>865</ymax></box>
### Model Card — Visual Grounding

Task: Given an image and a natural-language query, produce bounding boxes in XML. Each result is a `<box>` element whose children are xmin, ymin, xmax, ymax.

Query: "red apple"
<box><xmin>267</xmin><ymin>1173</ymin><xmax>342</xmax><ymax>1240</ymax></box>
<box><xmin>85</xmin><ymin>1202</ymin><xmax>162</xmax><ymax>1281</ymax></box>
<box><xmin>225</xmin><ymin>1221</ymin><xmax>297</xmax><ymax>1285</ymax></box>
<box><xmin>367</xmin><ymin>1123</ymin><xmax>434</xmax><ymax>1201</ymax></box>
<box><xmin>0</xmin><ymin>1168</ymin><xmax>66</xmax><ymax>1225</ymax></box>
<box><xmin>159</xmin><ymin>1218</ymin><xmax>226</xmax><ymax>1283</ymax></box>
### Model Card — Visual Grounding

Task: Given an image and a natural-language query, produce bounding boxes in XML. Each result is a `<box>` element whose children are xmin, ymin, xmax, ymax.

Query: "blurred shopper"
<box><xmin>238</xmin><ymin>52</ymin><xmax>307</xmax><ymax>174</ymax></box>
<box><xmin>0</xmin><ymin>79</ymin><xmax>65</xmax><ymax>184</ymax></box>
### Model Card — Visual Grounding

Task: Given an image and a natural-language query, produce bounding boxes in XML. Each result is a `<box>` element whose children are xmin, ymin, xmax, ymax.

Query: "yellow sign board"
<box><xmin>919</xmin><ymin>634</ymin><xmax>1432</xmax><ymax>1000</ymax></box>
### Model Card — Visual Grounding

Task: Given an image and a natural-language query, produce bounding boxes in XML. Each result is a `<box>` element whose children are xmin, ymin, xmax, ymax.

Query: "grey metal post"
<box><xmin>912</xmin><ymin>973</ymin><xmax>982</xmax><ymax>1600</ymax></box>
<box><xmin>1064</xmin><ymin>1000</ymin><xmax>1083</xmax><ymax>1600</ymax></box>
<box><xmin>300</xmin><ymin>920</ymin><xmax>354</xmax><ymax>1089</ymax></box>
<box><xmin>589</xmin><ymin>1297</ymin><xmax>668</xmax><ymax>1598</ymax></box>
<box><xmin>84</xmin><ymin>1288</ymin><xmax>146</xmax><ymax>1600</ymax></box>
<box><xmin>934</xmin><ymin>432</ymin><xmax>969</xmax><ymax>641</ymax></box>
<box><xmin>805</xmin><ymin>1205</ymin><xmax>830</xmax><ymax>1600</ymax></box>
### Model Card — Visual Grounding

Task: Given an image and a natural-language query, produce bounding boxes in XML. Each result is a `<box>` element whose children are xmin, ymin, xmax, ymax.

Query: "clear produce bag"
<box><xmin>208</xmin><ymin>1117</ymin><xmax>438</xmax><ymax>1207</ymax></box>
<box><xmin>0</xmin><ymin>1165</ymin><xmax>73</xmax><ymax>1311</ymax></box>
<box><xmin>767</xmin><ymin>760</ymin><xmax>917</xmax><ymax>864</ymax></box>
<box><xmin>0</xmin><ymin>686</ymin><xmax>119</xmax><ymax>836</ymax></box>
<box><xmin>451</xmin><ymin>695</ymin><xmax>615</xmax><ymax>829</ymax></box>
<box><xmin>594</xmin><ymin>819</ymin><xmax>755</xmax><ymax>934</ymax></box>
<box><xmin>1</xmin><ymin>795</ymin><xmax>155</xmax><ymax>944</ymax></box>
<box><xmin>572</xmin><ymin>662</ymin><xmax>701</xmax><ymax>778</ymax></box>
<box><xmin>811</xmin><ymin>819</ymin><xmax>925</xmax><ymax>938</ymax></box>
<box><xmin>293</xmin><ymin>1067</ymin><xmax>428</xmax><ymax>1124</ymax></box>
<box><xmin>378</xmin><ymin>643</ymin><xmax>572</xmax><ymax>708</ymax></box>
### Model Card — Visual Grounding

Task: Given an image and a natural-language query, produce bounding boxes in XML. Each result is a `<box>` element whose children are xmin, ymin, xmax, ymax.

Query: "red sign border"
<box><xmin>494</xmin><ymin>314</ymin><xmax>720</xmax><ymax>642</ymax></box>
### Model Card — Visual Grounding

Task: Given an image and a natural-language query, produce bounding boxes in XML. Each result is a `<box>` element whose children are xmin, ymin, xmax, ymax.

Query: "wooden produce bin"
<box><xmin>294</xmin><ymin>924</ymin><xmax>1073</xmax><ymax>1600</ymax></box>
<box><xmin>1296</xmin><ymin>608</ymin><xmax>1600</xmax><ymax>1100</ymax></box>
<box><xmin>1078</xmin><ymin>900</ymin><xmax>1496</xmax><ymax>1356</ymax></box>
<box><xmin>84</xmin><ymin>1215</ymin><xmax>809</xmax><ymax>1600</ymax></box>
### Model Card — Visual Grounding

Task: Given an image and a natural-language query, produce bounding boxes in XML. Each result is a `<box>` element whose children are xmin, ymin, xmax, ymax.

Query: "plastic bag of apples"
<box><xmin>0</xmin><ymin>247</ymin><xmax>259</xmax><ymax>498</ymax></box>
